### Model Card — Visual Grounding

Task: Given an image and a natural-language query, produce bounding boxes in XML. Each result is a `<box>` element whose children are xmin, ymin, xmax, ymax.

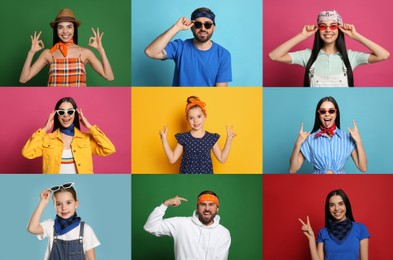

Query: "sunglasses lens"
<box><xmin>57</xmin><ymin>110</ymin><xmax>65</xmax><ymax>116</ymax></box>
<box><xmin>62</xmin><ymin>183</ymin><xmax>73</xmax><ymax>189</ymax></box>
<box><xmin>204</xmin><ymin>23</ymin><xmax>212</xmax><ymax>29</ymax></box>
<box><xmin>330</xmin><ymin>25</ymin><xmax>338</xmax><ymax>30</ymax></box>
<box><xmin>319</xmin><ymin>25</ymin><xmax>327</xmax><ymax>30</ymax></box>
<box><xmin>318</xmin><ymin>109</ymin><xmax>326</xmax><ymax>115</ymax></box>
<box><xmin>67</xmin><ymin>110</ymin><xmax>75</xmax><ymax>116</ymax></box>
<box><xmin>194</xmin><ymin>22</ymin><xmax>202</xmax><ymax>29</ymax></box>
<box><xmin>329</xmin><ymin>109</ymin><xmax>336</xmax><ymax>114</ymax></box>
<box><xmin>50</xmin><ymin>186</ymin><xmax>60</xmax><ymax>192</ymax></box>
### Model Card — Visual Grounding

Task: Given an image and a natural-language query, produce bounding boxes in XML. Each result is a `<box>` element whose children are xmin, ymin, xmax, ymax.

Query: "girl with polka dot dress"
<box><xmin>159</xmin><ymin>96</ymin><xmax>237</xmax><ymax>174</ymax></box>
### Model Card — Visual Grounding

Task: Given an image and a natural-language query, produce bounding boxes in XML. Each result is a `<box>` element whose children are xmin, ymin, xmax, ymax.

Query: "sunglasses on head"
<box><xmin>317</xmin><ymin>108</ymin><xmax>337</xmax><ymax>115</ymax></box>
<box><xmin>194</xmin><ymin>21</ymin><xmax>213</xmax><ymax>29</ymax></box>
<box><xmin>50</xmin><ymin>182</ymin><xmax>75</xmax><ymax>192</ymax></box>
<box><xmin>56</xmin><ymin>109</ymin><xmax>76</xmax><ymax>116</ymax></box>
<box><xmin>318</xmin><ymin>24</ymin><xmax>338</xmax><ymax>31</ymax></box>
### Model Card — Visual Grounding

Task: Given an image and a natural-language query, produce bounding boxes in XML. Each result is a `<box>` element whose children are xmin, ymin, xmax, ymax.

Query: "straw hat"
<box><xmin>50</xmin><ymin>9</ymin><xmax>81</xmax><ymax>28</ymax></box>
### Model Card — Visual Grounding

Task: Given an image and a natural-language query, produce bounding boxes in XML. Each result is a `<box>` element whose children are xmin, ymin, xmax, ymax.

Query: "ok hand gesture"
<box><xmin>30</xmin><ymin>31</ymin><xmax>45</xmax><ymax>53</ymax></box>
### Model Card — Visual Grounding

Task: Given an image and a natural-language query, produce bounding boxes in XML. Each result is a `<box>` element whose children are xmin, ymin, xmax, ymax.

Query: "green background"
<box><xmin>132</xmin><ymin>174</ymin><xmax>262</xmax><ymax>259</ymax></box>
<box><xmin>3</xmin><ymin>0</ymin><xmax>130</xmax><ymax>86</ymax></box>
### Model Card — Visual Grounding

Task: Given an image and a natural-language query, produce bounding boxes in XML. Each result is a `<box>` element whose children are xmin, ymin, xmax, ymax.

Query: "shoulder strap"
<box><xmin>79</xmin><ymin>221</ymin><xmax>85</xmax><ymax>243</ymax></box>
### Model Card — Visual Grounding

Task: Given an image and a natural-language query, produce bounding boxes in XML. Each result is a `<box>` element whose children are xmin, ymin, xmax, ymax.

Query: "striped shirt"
<box><xmin>48</xmin><ymin>56</ymin><xmax>86</xmax><ymax>87</ymax></box>
<box><xmin>301</xmin><ymin>128</ymin><xmax>356</xmax><ymax>173</ymax></box>
<box><xmin>60</xmin><ymin>149</ymin><xmax>77</xmax><ymax>174</ymax></box>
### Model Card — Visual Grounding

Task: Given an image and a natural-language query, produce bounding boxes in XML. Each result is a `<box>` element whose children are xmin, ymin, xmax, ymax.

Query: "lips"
<box><xmin>324</xmin><ymin>118</ymin><xmax>332</xmax><ymax>127</ymax></box>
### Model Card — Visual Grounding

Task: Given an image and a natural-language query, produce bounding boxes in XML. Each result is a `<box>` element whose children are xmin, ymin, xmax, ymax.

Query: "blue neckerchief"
<box><xmin>54</xmin><ymin>213</ymin><xmax>81</xmax><ymax>235</ymax></box>
<box><xmin>60</xmin><ymin>123</ymin><xmax>75</xmax><ymax>136</ymax></box>
<box><xmin>327</xmin><ymin>218</ymin><xmax>353</xmax><ymax>245</ymax></box>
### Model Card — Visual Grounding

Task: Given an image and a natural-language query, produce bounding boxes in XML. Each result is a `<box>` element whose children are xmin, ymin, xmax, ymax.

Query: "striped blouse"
<box><xmin>301</xmin><ymin>128</ymin><xmax>356</xmax><ymax>174</ymax></box>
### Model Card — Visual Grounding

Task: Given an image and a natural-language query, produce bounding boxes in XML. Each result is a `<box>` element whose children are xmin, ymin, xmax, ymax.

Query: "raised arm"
<box><xmin>85</xmin><ymin>28</ymin><xmax>114</xmax><ymax>81</ymax></box>
<box><xmin>298</xmin><ymin>216</ymin><xmax>324</xmax><ymax>260</ymax></box>
<box><xmin>339</xmin><ymin>24</ymin><xmax>389</xmax><ymax>64</ymax></box>
<box><xmin>289</xmin><ymin>123</ymin><xmax>309</xmax><ymax>173</ymax></box>
<box><xmin>20</xmin><ymin>31</ymin><xmax>50</xmax><ymax>83</ymax></box>
<box><xmin>27</xmin><ymin>189</ymin><xmax>51</xmax><ymax>235</ymax></box>
<box><xmin>145</xmin><ymin>17</ymin><xmax>194</xmax><ymax>59</ymax></box>
<box><xmin>349</xmin><ymin>120</ymin><xmax>367</xmax><ymax>172</ymax></box>
<box><xmin>268</xmin><ymin>25</ymin><xmax>318</xmax><ymax>63</ymax></box>
<box><xmin>212</xmin><ymin>126</ymin><xmax>237</xmax><ymax>163</ymax></box>
<box><xmin>159</xmin><ymin>126</ymin><xmax>183</xmax><ymax>164</ymax></box>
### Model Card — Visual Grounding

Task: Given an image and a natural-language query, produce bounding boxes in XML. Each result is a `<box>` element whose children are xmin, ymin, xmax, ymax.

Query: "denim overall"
<box><xmin>309</xmin><ymin>62</ymin><xmax>348</xmax><ymax>87</ymax></box>
<box><xmin>49</xmin><ymin>221</ymin><xmax>85</xmax><ymax>260</ymax></box>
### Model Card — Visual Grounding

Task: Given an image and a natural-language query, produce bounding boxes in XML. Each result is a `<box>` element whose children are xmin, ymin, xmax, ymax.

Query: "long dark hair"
<box><xmin>53</xmin><ymin>97</ymin><xmax>80</xmax><ymax>132</ymax></box>
<box><xmin>304</xmin><ymin>30</ymin><xmax>354</xmax><ymax>87</ymax></box>
<box><xmin>52</xmin><ymin>23</ymin><xmax>79</xmax><ymax>46</ymax></box>
<box><xmin>311</xmin><ymin>96</ymin><xmax>340</xmax><ymax>133</ymax></box>
<box><xmin>324</xmin><ymin>189</ymin><xmax>355</xmax><ymax>226</ymax></box>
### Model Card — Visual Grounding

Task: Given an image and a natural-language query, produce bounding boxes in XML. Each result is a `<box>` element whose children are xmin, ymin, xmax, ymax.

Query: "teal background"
<box><xmin>131</xmin><ymin>0</ymin><xmax>262</xmax><ymax>86</ymax></box>
<box><xmin>263</xmin><ymin>88</ymin><xmax>393</xmax><ymax>173</ymax></box>
<box><xmin>0</xmin><ymin>174</ymin><xmax>131</xmax><ymax>259</ymax></box>
<box><xmin>132</xmin><ymin>174</ymin><xmax>262</xmax><ymax>259</ymax></box>
<box><xmin>3</xmin><ymin>0</ymin><xmax>130</xmax><ymax>86</ymax></box>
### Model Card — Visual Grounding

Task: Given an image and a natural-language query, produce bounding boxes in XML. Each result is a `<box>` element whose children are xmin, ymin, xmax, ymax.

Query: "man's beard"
<box><xmin>198</xmin><ymin>210</ymin><xmax>216</xmax><ymax>225</ymax></box>
<box><xmin>192</xmin><ymin>30</ymin><xmax>213</xmax><ymax>43</ymax></box>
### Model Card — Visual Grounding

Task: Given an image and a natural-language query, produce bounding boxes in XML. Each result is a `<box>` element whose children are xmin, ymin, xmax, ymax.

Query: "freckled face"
<box><xmin>318</xmin><ymin>101</ymin><xmax>337</xmax><ymax>128</ymax></box>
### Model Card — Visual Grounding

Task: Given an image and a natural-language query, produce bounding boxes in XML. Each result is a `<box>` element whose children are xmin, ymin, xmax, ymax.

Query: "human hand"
<box><xmin>348</xmin><ymin>120</ymin><xmax>362</xmax><ymax>144</ymax></box>
<box><xmin>174</xmin><ymin>17</ymin><xmax>194</xmax><ymax>31</ymax></box>
<box><xmin>295</xmin><ymin>123</ymin><xmax>310</xmax><ymax>147</ymax></box>
<box><xmin>159</xmin><ymin>126</ymin><xmax>168</xmax><ymax>141</ymax></box>
<box><xmin>39</xmin><ymin>189</ymin><xmax>51</xmax><ymax>205</ymax></box>
<box><xmin>164</xmin><ymin>195</ymin><xmax>188</xmax><ymax>207</ymax></box>
<box><xmin>30</xmin><ymin>31</ymin><xmax>45</xmax><ymax>53</ymax></box>
<box><xmin>339</xmin><ymin>23</ymin><xmax>358</xmax><ymax>39</ymax></box>
<box><xmin>298</xmin><ymin>216</ymin><xmax>315</xmax><ymax>240</ymax></box>
<box><xmin>43</xmin><ymin>111</ymin><xmax>55</xmax><ymax>132</ymax></box>
<box><xmin>77</xmin><ymin>108</ymin><xmax>92</xmax><ymax>129</ymax></box>
<box><xmin>301</xmin><ymin>25</ymin><xmax>318</xmax><ymax>38</ymax></box>
<box><xmin>88</xmin><ymin>28</ymin><xmax>104</xmax><ymax>50</ymax></box>
<box><xmin>226</xmin><ymin>125</ymin><xmax>237</xmax><ymax>140</ymax></box>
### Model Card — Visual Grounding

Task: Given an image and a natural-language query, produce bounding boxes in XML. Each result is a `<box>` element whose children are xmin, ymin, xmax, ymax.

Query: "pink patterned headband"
<box><xmin>317</xmin><ymin>10</ymin><xmax>343</xmax><ymax>25</ymax></box>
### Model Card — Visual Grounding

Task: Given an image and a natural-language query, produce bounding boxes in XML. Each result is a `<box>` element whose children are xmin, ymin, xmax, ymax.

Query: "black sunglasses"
<box><xmin>194</xmin><ymin>21</ymin><xmax>213</xmax><ymax>29</ymax></box>
<box><xmin>50</xmin><ymin>182</ymin><xmax>75</xmax><ymax>192</ymax></box>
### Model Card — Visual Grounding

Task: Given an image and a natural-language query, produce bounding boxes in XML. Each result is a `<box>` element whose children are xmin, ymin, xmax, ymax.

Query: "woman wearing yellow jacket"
<box><xmin>22</xmin><ymin>97</ymin><xmax>115</xmax><ymax>173</ymax></box>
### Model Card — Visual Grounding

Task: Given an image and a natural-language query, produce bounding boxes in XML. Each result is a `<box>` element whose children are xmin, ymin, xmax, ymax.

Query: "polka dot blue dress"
<box><xmin>175</xmin><ymin>131</ymin><xmax>220</xmax><ymax>174</ymax></box>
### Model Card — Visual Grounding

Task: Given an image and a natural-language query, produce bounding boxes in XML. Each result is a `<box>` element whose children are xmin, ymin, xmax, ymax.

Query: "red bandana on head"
<box><xmin>315</xmin><ymin>124</ymin><xmax>337</xmax><ymax>138</ymax></box>
<box><xmin>49</xmin><ymin>39</ymin><xmax>74</xmax><ymax>57</ymax></box>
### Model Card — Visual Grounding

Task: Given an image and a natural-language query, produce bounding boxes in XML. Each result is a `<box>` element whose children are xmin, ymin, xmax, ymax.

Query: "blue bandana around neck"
<box><xmin>54</xmin><ymin>213</ymin><xmax>81</xmax><ymax>235</ymax></box>
<box><xmin>60</xmin><ymin>123</ymin><xmax>75</xmax><ymax>136</ymax></box>
<box><xmin>326</xmin><ymin>218</ymin><xmax>353</xmax><ymax>244</ymax></box>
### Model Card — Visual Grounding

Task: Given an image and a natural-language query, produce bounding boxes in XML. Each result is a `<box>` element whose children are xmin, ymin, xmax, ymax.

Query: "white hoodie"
<box><xmin>144</xmin><ymin>204</ymin><xmax>231</xmax><ymax>260</ymax></box>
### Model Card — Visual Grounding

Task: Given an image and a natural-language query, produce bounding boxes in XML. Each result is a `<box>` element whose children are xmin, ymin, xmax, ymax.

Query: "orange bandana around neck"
<box><xmin>49</xmin><ymin>39</ymin><xmax>74</xmax><ymax>57</ymax></box>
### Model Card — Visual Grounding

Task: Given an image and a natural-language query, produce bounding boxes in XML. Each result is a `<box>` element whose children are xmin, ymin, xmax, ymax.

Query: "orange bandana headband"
<box><xmin>185</xmin><ymin>98</ymin><xmax>207</xmax><ymax>117</ymax></box>
<box><xmin>198</xmin><ymin>194</ymin><xmax>219</xmax><ymax>206</ymax></box>
<box><xmin>49</xmin><ymin>39</ymin><xmax>74</xmax><ymax>57</ymax></box>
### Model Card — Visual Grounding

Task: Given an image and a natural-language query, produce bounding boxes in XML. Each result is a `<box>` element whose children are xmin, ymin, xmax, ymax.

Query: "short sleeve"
<box><xmin>211</xmin><ymin>133</ymin><xmax>220</xmax><ymax>144</ymax></box>
<box><xmin>216</xmin><ymin>50</ymin><xmax>232</xmax><ymax>83</ymax></box>
<box><xmin>357</xmin><ymin>223</ymin><xmax>370</xmax><ymax>240</ymax></box>
<box><xmin>348</xmin><ymin>50</ymin><xmax>370</xmax><ymax>69</ymax></box>
<box><xmin>316</xmin><ymin>228</ymin><xmax>327</xmax><ymax>243</ymax></box>
<box><xmin>164</xmin><ymin>39</ymin><xmax>183</xmax><ymax>60</ymax></box>
<box><xmin>289</xmin><ymin>49</ymin><xmax>312</xmax><ymax>67</ymax></box>
<box><xmin>37</xmin><ymin>219</ymin><xmax>54</xmax><ymax>240</ymax></box>
<box><xmin>83</xmin><ymin>223</ymin><xmax>101</xmax><ymax>252</ymax></box>
<box><xmin>175</xmin><ymin>133</ymin><xmax>186</xmax><ymax>146</ymax></box>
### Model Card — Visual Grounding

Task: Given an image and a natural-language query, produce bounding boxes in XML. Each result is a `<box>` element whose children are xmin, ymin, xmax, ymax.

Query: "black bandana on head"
<box><xmin>54</xmin><ymin>213</ymin><xmax>81</xmax><ymax>235</ymax></box>
<box><xmin>326</xmin><ymin>218</ymin><xmax>353</xmax><ymax>244</ymax></box>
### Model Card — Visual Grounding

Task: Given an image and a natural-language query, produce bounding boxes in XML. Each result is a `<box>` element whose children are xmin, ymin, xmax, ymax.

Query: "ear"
<box><xmin>75</xmin><ymin>200</ymin><xmax>79</xmax><ymax>209</ymax></box>
<box><xmin>217</xmin><ymin>207</ymin><xmax>219</xmax><ymax>212</ymax></box>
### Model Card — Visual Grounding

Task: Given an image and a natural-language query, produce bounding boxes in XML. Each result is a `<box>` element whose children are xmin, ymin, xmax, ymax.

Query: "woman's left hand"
<box><xmin>77</xmin><ymin>108</ymin><xmax>93</xmax><ymax>129</ymax></box>
<box><xmin>226</xmin><ymin>125</ymin><xmax>237</xmax><ymax>140</ymax></box>
<box><xmin>88</xmin><ymin>28</ymin><xmax>104</xmax><ymax>50</ymax></box>
<box><xmin>339</xmin><ymin>23</ymin><xmax>358</xmax><ymax>39</ymax></box>
<box><xmin>348</xmin><ymin>120</ymin><xmax>362</xmax><ymax>144</ymax></box>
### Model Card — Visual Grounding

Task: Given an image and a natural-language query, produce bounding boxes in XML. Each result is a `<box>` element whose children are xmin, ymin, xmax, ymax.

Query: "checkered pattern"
<box><xmin>48</xmin><ymin>57</ymin><xmax>86</xmax><ymax>87</ymax></box>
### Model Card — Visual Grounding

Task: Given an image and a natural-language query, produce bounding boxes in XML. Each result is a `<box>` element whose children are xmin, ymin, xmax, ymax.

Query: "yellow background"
<box><xmin>132</xmin><ymin>87</ymin><xmax>262</xmax><ymax>174</ymax></box>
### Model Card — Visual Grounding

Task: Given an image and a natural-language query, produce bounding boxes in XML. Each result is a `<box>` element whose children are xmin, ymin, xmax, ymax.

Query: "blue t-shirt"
<box><xmin>165</xmin><ymin>39</ymin><xmax>232</xmax><ymax>86</ymax></box>
<box><xmin>175</xmin><ymin>131</ymin><xmax>220</xmax><ymax>174</ymax></box>
<box><xmin>317</xmin><ymin>222</ymin><xmax>370</xmax><ymax>260</ymax></box>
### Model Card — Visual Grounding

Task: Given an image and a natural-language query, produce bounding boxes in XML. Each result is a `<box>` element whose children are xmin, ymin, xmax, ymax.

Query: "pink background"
<box><xmin>263</xmin><ymin>0</ymin><xmax>393</xmax><ymax>87</ymax></box>
<box><xmin>0</xmin><ymin>87</ymin><xmax>131</xmax><ymax>173</ymax></box>
<box><xmin>263</xmin><ymin>175</ymin><xmax>393</xmax><ymax>259</ymax></box>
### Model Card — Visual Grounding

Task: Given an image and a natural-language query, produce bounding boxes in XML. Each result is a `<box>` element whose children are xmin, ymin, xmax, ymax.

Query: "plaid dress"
<box><xmin>48</xmin><ymin>55</ymin><xmax>86</xmax><ymax>87</ymax></box>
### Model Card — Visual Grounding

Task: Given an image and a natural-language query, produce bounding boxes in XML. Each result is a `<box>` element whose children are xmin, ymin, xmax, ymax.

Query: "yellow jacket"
<box><xmin>22</xmin><ymin>125</ymin><xmax>116</xmax><ymax>174</ymax></box>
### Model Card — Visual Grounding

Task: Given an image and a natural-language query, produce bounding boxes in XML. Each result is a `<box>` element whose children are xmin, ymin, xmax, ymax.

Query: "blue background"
<box><xmin>131</xmin><ymin>0</ymin><xmax>262</xmax><ymax>86</ymax></box>
<box><xmin>263</xmin><ymin>88</ymin><xmax>393</xmax><ymax>173</ymax></box>
<box><xmin>0</xmin><ymin>175</ymin><xmax>131</xmax><ymax>259</ymax></box>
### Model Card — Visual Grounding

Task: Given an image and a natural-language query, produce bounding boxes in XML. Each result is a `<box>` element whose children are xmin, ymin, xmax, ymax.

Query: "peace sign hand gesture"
<box><xmin>348</xmin><ymin>120</ymin><xmax>362</xmax><ymax>144</ymax></box>
<box><xmin>30</xmin><ymin>31</ymin><xmax>45</xmax><ymax>53</ymax></box>
<box><xmin>298</xmin><ymin>216</ymin><xmax>316</xmax><ymax>240</ymax></box>
<box><xmin>226</xmin><ymin>125</ymin><xmax>237</xmax><ymax>140</ymax></box>
<box><xmin>296</xmin><ymin>123</ymin><xmax>310</xmax><ymax>147</ymax></box>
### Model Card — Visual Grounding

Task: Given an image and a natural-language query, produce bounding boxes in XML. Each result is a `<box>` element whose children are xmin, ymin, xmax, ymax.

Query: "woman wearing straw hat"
<box><xmin>20</xmin><ymin>8</ymin><xmax>114</xmax><ymax>86</ymax></box>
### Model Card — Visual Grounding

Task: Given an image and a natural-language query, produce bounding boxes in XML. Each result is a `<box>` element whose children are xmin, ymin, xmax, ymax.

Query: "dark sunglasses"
<box><xmin>317</xmin><ymin>108</ymin><xmax>337</xmax><ymax>115</ymax></box>
<box><xmin>50</xmin><ymin>182</ymin><xmax>75</xmax><ymax>192</ymax></box>
<box><xmin>56</xmin><ymin>109</ymin><xmax>76</xmax><ymax>116</ymax></box>
<box><xmin>318</xmin><ymin>24</ymin><xmax>338</xmax><ymax>31</ymax></box>
<box><xmin>194</xmin><ymin>21</ymin><xmax>213</xmax><ymax>29</ymax></box>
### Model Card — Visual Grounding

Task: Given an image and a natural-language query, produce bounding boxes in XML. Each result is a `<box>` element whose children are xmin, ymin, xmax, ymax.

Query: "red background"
<box><xmin>263</xmin><ymin>175</ymin><xmax>393</xmax><ymax>259</ymax></box>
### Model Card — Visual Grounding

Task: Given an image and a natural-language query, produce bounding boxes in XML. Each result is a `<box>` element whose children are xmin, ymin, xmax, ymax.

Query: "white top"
<box><xmin>59</xmin><ymin>149</ymin><xmax>77</xmax><ymax>174</ymax></box>
<box><xmin>144</xmin><ymin>204</ymin><xmax>231</xmax><ymax>260</ymax></box>
<box><xmin>38</xmin><ymin>219</ymin><xmax>100</xmax><ymax>260</ymax></box>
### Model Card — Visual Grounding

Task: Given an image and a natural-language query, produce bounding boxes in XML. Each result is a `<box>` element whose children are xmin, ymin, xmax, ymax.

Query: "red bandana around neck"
<box><xmin>49</xmin><ymin>39</ymin><xmax>74</xmax><ymax>57</ymax></box>
<box><xmin>315</xmin><ymin>124</ymin><xmax>337</xmax><ymax>138</ymax></box>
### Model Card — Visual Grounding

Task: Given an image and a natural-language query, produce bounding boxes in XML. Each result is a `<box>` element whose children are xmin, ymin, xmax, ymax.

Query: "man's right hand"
<box><xmin>174</xmin><ymin>17</ymin><xmax>194</xmax><ymax>31</ymax></box>
<box><xmin>164</xmin><ymin>195</ymin><xmax>188</xmax><ymax>207</ymax></box>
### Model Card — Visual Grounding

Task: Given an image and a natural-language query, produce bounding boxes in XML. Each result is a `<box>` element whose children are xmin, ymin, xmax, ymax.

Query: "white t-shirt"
<box><xmin>38</xmin><ymin>219</ymin><xmax>100</xmax><ymax>260</ymax></box>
